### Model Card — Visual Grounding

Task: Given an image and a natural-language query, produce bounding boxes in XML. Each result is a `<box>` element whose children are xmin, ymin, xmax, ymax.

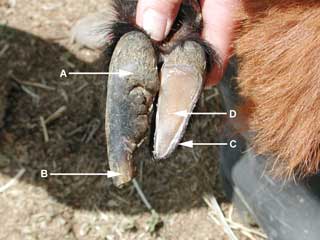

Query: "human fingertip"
<box><xmin>142</xmin><ymin>9</ymin><xmax>171</xmax><ymax>41</ymax></box>
<box><xmin>136</xmin><ymin>0</ymin><xmax>182</xmax><ymax>41</ymax></box>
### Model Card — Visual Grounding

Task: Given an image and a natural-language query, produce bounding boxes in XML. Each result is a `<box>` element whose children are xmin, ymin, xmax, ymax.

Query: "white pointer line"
<box><xmin>187</xmin><ymin>112</ymin><xmax>227</xmax><ymax>116</ymax></box>
<box><xmin>69</xmin><ymin>72</ymin><xmax>111</xmax><ymax>75</ymax></box>
<box><xmin>50</xmin><ymin>173</ymin><xmax>109</xmax><ymax>176</ymax></box>
<box><xmin>179</xmin><ymin>140</ymin><xmax>233</xmax><ymax>148</ymax></box>
<box><xmin>193</xmin><ymin>143</ymin><xmax>228</xmax><ymax>146</ymax></box>
<box><xmin>49</xmin><ymin>171</ymin><xmax>121</xmax><ymax>178</ymax></box>
<box><xmin>174</xmin><ymin>110</ymin><xmax>229</xmax><ymax>117</ymax></box>
<box><xmin>68</xmin><ymin>69</ymin><xmax>133</xmax><ymax>77</ymax></box>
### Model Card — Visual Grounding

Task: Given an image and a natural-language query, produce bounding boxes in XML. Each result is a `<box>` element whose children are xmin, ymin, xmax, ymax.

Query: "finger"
<box><xmin>200</xmin><ymin>0</ymin><xmax>240</xmax><ymax>86</ymax></box>
<box><xmin>136</xmin><ymin>0</ymin><xmax>183</xmax><ymax>41</ymax></box>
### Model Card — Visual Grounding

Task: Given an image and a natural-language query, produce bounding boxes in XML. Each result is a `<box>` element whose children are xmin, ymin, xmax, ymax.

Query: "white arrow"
<box><xmin>68</xmin><ymin>69</ymin><xmax>133</xmax><ymax>78</ymax></box>
<box><xmin>174</xmin><ymin>110</ymin><xmax>228</xmax><ymax>117</ymax></box>
<box><xmin>49</xmin><ymin>171</ymin><xmax>122</xmax><ymax>178</ymax></box>
<box><xmin>179</xmin><ymin>140</ymin><xmax>228</xmax><ymax>148</ymax></box>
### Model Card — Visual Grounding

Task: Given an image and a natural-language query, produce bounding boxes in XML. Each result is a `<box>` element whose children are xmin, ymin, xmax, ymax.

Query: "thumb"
<box><xmin>201</xmin><ymin>0</ymin><xmax>239</xmax><ymax>86</ymax></box>
<box><xmin>136</xmin><ymin>0</ymin><xmax>182</xmax><ymax>41</ymax></box>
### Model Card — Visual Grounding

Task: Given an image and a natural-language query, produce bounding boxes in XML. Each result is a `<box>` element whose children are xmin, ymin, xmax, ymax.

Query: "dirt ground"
<box><xmin>0</xmin><ymin>1</ymin><xmax>264</xmax><ymax>239</ymax></box>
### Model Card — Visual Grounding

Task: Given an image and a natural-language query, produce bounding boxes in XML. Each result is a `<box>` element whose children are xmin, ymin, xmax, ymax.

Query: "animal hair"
<box><xmin>236</xmin><ymin>0</ymin><xmax>320</xmax><ymax>178</ymax></box>
<box><xmin>102</xmin><ymin>0</ymin><xmax>146</xmax><ymax>71</ymax></box>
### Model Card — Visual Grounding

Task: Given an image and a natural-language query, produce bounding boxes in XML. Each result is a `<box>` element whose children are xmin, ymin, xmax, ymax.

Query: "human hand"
<box><xmin>136</xmin><ymin>0</ymin><xmax>239</xmax><ymax>86</ymax></box>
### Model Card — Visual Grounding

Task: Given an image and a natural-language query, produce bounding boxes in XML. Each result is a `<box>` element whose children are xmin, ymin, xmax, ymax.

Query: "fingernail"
<box><xmin>142</xmin><ymin>9</ymin><xmax>170</xmax><ymax>41</ymax></box>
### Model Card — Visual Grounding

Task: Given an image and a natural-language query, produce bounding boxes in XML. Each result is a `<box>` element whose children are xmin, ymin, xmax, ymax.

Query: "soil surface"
<box><xmin>0</xmin><ymin>1</ymin><xmax>264</xmax><ymax>239</ymax></box>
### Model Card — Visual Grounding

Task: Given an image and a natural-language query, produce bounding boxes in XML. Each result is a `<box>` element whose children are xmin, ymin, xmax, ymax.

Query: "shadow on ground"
<box><xmin>0</xmin><ymin>25</ymin><xmax>224</xmax><ymax>215</ymax></box>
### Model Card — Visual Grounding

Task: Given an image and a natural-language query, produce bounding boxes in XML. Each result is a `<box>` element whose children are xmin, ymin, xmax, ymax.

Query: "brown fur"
<box><xmin>235</xmin><ymin>0</ymin><xmax>320</xmax><ymax>178</ymax></box>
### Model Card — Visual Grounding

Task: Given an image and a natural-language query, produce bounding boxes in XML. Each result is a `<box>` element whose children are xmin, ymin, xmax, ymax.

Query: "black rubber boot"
<box><xmin>218</xmin><ymin>60</ymin><xmax>320</xmax><ymax>240</ymax></box>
